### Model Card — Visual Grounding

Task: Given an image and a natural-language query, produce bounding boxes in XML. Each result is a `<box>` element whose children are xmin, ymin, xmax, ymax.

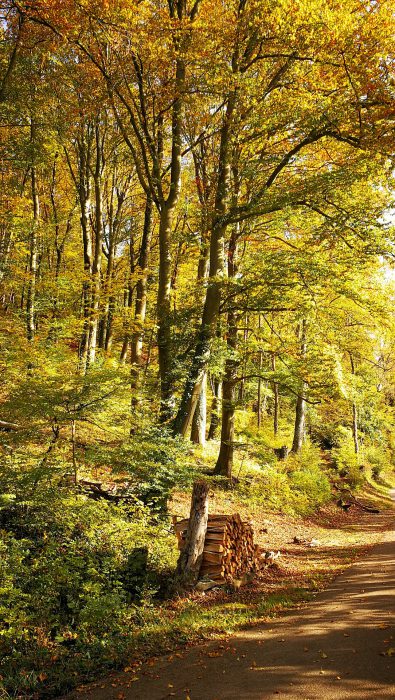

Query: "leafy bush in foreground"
<box><xmin>0</xmin><ymin>459</ymin><xmax>177</xmax><ymax>698</ymax></box>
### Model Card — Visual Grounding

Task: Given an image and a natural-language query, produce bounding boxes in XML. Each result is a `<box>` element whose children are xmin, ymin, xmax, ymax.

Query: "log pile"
<box><xmin>174</xmin><ymin>513</ymin><xmax>258</xmax><ymax>584</ymax></box>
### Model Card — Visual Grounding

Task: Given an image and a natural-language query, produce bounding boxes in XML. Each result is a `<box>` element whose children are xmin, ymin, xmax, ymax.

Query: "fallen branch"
<box><xmin>0</xmin><ymin>420</ymin><xmax>19</xmax><ymax>431</ymax></box>
<box><xmin>333</xmin><ymin>484</ymin><xmax>380</xmax><ymax>513</ymax></box>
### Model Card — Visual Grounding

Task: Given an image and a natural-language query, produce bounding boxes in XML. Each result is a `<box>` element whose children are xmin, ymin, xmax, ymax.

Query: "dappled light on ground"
<box><xmin>65</xmin><ymin>516</ymin><xmax>394</xmax><ymax>700</ymax></box>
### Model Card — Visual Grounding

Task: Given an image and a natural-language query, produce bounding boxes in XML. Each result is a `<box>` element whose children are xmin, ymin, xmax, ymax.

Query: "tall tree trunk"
<box><xmin>190</xmin><ymin>219</ymin><xmax>210</xmax><ymax>445</ymax></box>
<box><xmin>119</xmin><ymin>229</ymin><xmax>135</xmax><ymax>364</ymax></box>
<box><xmin>291</xmin><ymin>393</ymin><xmax>306</xmax><ymax>454</ymax></box>
<box><xmin>238</xmin><ymin>314</ymin><xmax>248</xmax><ymax>402</ymax></box>
<box><xmin>213</xmin><ymin>312</ymin><xmax>237</xmax><ymax>478</ymax></box>
<box><xmin>257</xmin><ymin>315</ymin><xmax>263</xmax><ymax>428</ymax></box>
<box><xmin>86</xmin><ymin>124</ymin><xmax>103</xmax><ymax>369</ymax></box>
<box><xmin>349</xmin><ymin>352</ymin><xmax>359</xmax><ymax>454</ymax></box>
<box><xmin>157</xmin><ymin>58</ymin><xmax>185</xmax><ymax>422</ymax></box>
<box><xmin>271</xmin><ymin>352</ymin><xmax>279</xmax><ymax>436</ymax></box>
<box><xmin>0</xmin><ymin>225</ymin><xmax>13</xmax><ymax>282</ymax></box>
<box><xmin>131</xmin><ymin>195</ymin><xmax>153</xmax><ymax>366</ymax></box>
<box><xmin>26</xmin><ymin>162</ymin><xmax>39</xmax><ymax>344</ymax></box>
<box><xmin>77</xmin><ymin>126</ymin><xmax>93</xmax><ymax>370</ymax></box>
<box><xmin>213</xmin><ymin>205</ymin><xmax>239</xmax><ymax>478</ymax></box>
<box><xmin>100</xmin><ymin>179</ymin><xmax>127</xmax><ymax>353</ymax></box>
<box><xmin>208</xmin><ymin>378</ymin><xmax>222</xmax><ymax>440</ymax></box>
<box><xmin>173</xmin><ymin>91</ymin><xmax>237</xmax><ymax>436</ymax></box>
<box><xmin>99</xmin><ymin>237</ymin><xmax>114</xmax><ymax>351</ymax></box>
<box><xmin>191</xmin><ymin>373</ymin><xmax>207</xmax><ymax>446</ymax></box>
<box><xmin>131</xmin><ymin>197</ymin><xmax>153</xmax><ymax>420</ymax></box>
<box><xmin>291</xmin><ymin>320</ymin><xmax>307</xmax><ymax>454</ymax></box>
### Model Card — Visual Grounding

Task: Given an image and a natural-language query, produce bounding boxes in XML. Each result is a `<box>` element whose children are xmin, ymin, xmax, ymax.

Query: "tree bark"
<box><xmin>86</xmin><ymin>123</ymin><xmax>104</xmax><ymax>369</ymax></box>
<box><xmin>208</xmin><ymin>378</ymin><xmax>222</xmax><ymax>440</ymax></box>
<box><xmin>157</xmin><ymin>57</ymin><xmax>186</xmax><ymax>422</ymax></box>
<box><xmin>26</xmin><ymin>121</ymin><xmax>39</xmax><ymax>347</ymax></box>
<box><xmin>176</xmin><ymin>480</ymin><xmax>209</xmax><ymax>586</ymax></box>
<box><xmin>173</xmin><ymin>91</ymin><xmax>237</xmax><ymax>436</ymax></box>
<box><xmin>271</xmin><ymin>352</ymin><xmax>279</xmax><ymax>436</ymax></box>
<box><xmin>131</xmin><ymin>195</ymin><xmax>153</xmax><ymax>366</ymax></box>
<box><xmin>119</xmin><ymin>228</ymin><xmax>135</xmax><ymax>364</ymax></box>
<box><xmin>76</xmin><ymin>124</ymin><xmax>93</xmax><ymax>370</ymax></box>
<box><xmin>349</xmin><ymin>352</ymin><xmax>359</xmax><ymax>454</ymax></box>
<box><xmin>291</xmin><ymin>320</ymin><xmax>307</xmax><ymax>454</ymax></box>
<box><xmin>257</xmin><ymin>315</ymin><xmax>263</xmax><ymax>428</ymax></box>
<box><xmin>291</xmin><ymin>393</ymin><xmax>306</xmax><ymax>454</ymax></box>
<box><xmin>213</xmin><ymin>220</ymin><xmax>239</xmax><ymax>478</ymax></box>
<box><xmin>191</xmin><ymin>373</ymin><xmax>207</xmax><ymax>446</ymax></box>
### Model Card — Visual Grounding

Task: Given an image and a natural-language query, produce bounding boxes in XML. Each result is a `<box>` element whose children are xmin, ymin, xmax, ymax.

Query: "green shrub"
<box><xmin>363</xmin><ymin>444</ymin><xmax>390</xmax><ymax>481</ymax></box>
<box><xmin>87</xmin><ymin>426</ymin><xmax>196</xmax><ymax>512</ymax></box>
<box><xmin>238</xmin><ymin>442</ymin><xmax>331</xmax><ymax>515</ymax></box>
<box><xmin>331</xmin><ymin>431</ymin><xmax>364</xmax><ymax>488</ymax></box>
<box><xmin>0</xmin><ymin>458</ymin><xmax>177</xmax><ymax>698</ymax></box>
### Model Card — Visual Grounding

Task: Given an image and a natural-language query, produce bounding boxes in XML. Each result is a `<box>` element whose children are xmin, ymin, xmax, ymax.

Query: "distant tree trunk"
<box><xmin>190</xmin><ymin>219</ymin><xmax>210</xmax><ymax>445</ymax></box>
<box><xmin>99</xmin><ymin>233</ymin><xmax>115</xmax><ymax>352</ymax></box>
<box><xmin>75</xmin><ymin>124</ymin><xmax>93</xmax><ymax>370</ymax></box>
<box><xmin>98</xmin><ymin>170</ymin><xmax>126</xmax><ymax>353</ymax></box>
<box><xmin>131</xmin><ymin>195</ymin><xmax>153</xmax><ymax>368</ymax></box>
<box><xmin>48</xmin><ymin>158</ymin><xmax>72</xmax><ymax>344</ymax></box>
<box><xmin>0</xmin><ymin>224</ymin><xmax>13</xmax><ymax>282</ymax></box>
<box><xmin>349</xmin><ymin>352</ymin><xmax>359</xmax><ymax>454</ymax></box>
<box><xmin>208</xmin><ymin>378</ymin><xmax>222</xmax><ymax>440</ymax></box>
<box><xmin>291</xmin><ymin>320</ymin><xmax>307</xmax><ymax>454</ymax></box>
<box><xmin>238</xmin><ymin>315</ymin><xmax>248</xmax><ymax>402</ymax></box>
<box><xmin>26</xmin><ymin>163</ymin><xmax>39</xmax><ymax>344</ymax></box>
<box><xmin>71</xmin><ymin>419</ymin><xmax>77</xmax><ymax>485</ymax></box>
<box><xmin>130</xmin><ymin>197</ymin><xmax>153</xmax><ymax>423</ymax></box>
<box><xmin>86</xmin><ymin>124</ymin><xmax>103</xmax><ymax>369</ymax></box>
<box><xmin>271</xmin><ymin>352</ymin><xmax>279</xmax><ymax>436</ymax></box>
<box><xmin>176</xmin><ymin>480</ymin><xmax>209</xmax><ymax>586</ymax></box>
<box><xmin>191</xmin><ymin>373</ymin><xmax>207</xmax><ymax>445</ymax></box>
<box><xmin>119</xmin><ymin>229</ymin><xmax>135</xmax><ymax>364</ymax></box>
<box><xmin>352</xmin><ymin>402</ymin><xmax>359</xmax><ymax>454</ymax></box>
<box><xmin>257</xmin><ymin>315</ymin><xmax>263</xmax><ymax>428</ymax></box>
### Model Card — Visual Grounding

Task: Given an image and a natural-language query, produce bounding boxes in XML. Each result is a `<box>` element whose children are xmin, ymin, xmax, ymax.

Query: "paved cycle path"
<box><xmin>69</xmin><ymin>519</ymin><xmax>394</xmax><ymax>700</ymax></box>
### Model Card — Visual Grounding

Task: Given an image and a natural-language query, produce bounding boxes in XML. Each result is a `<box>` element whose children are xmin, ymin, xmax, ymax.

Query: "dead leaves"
<box><xmin>380</xmin><ymin>647</ymin><xmax>395</xmax><ymax>657</ymax></box>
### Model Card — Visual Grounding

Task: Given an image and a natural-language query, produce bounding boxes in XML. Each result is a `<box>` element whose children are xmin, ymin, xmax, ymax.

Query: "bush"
<box><xmin>363</xmin><ymin>444</ymin><xmax>390</xmax><ymax>481</ymax></box>
<box><xmin>0</xmin><ymin>458</ymin><xmax>177</xmax><ymax>698</ymax></box>
<box><xmin>331</xmin><ymin>431</ymin><xmax>364</xmax><ymax>488</ymax></box>
<box><xmin>86</xmin><ymin>426</ymin><xmax>196</xmax><ymax>512</ymax></box>
<box><xmin>238</xmin><ymin>442</ymin><xmax>331</xmax><ymax>515</ymax></box>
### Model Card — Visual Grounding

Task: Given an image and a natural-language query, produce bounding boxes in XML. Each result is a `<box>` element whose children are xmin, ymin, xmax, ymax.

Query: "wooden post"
<box><xmin>176</xmin><ymin>480</ymin><xmax>209</xmax><ymax>585</ymax></box>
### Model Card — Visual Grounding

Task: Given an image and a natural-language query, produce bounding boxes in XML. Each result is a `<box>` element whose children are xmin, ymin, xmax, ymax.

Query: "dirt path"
<box><xmin>68</xmin><ymin>512</ymin><xmax>394</xmax><ymax>700</ymax></box>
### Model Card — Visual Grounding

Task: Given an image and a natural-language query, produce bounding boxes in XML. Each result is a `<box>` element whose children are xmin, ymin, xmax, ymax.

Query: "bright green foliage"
<box><xmin>0</xmin><ymin>459</ymin><xmax>177</xmax><ymax>697</ymax></box>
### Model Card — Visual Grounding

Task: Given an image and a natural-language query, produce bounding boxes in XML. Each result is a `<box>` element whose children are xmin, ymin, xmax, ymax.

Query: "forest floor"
<box><xmin>62</xmin><ymin>484</ymin><xmax>395</xmax><ymax>700</ymax></box>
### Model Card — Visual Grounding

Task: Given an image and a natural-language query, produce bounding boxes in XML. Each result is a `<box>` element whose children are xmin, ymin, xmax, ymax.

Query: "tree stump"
<box><xmin>176</xmin><ymin>480</ymin><xmax>209</xmax><ymax>586</ymax></box>
<box><xmin>274</xmin><ymin>445</ymin><xmax>289</xmax><ymax>460</ymax></box>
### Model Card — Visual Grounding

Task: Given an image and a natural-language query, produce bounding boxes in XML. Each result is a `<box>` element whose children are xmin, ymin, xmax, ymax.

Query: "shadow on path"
<box><xmin>67</xmin><ymin>519</ymin><xmax>395</xmax><ymax>700</ymax></box>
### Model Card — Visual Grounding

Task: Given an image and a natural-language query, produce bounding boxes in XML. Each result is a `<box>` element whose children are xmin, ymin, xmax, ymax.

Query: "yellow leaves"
<box><xmin>381</xmin><ymin>647</ymin><xmax>395</xmax><ymax>657</ymax></box>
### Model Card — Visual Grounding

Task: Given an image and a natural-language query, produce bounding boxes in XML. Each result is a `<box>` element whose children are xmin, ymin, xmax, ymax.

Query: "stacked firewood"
<box><xmin>174</xmin><ymin>513</ymin><xmax>258</xmax><ymax>584</ymax></box>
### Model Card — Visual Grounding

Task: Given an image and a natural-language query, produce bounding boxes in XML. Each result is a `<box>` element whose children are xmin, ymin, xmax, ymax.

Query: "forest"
<box><xmin>0</xmin><ymin>0</ymin><xmax>395</xmax><ymax>697</ymax></box>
